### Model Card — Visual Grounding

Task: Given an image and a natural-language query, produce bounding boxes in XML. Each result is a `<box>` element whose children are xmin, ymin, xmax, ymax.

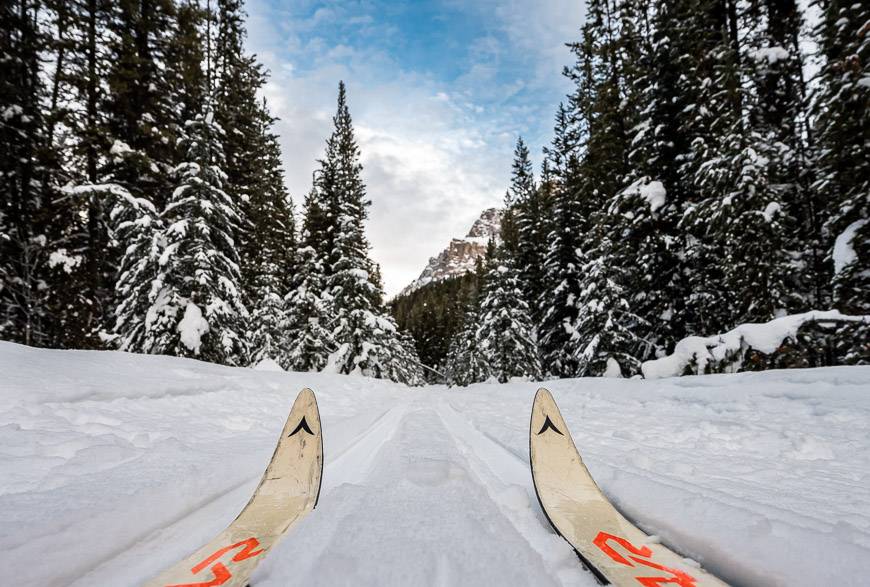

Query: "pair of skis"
<box><xmin>144</xmin><ymin>388</ymin><xmax>726</xmax><ymax>587</ymax></box>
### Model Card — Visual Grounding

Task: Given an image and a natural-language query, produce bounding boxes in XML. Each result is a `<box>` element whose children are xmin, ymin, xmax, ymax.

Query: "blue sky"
<box><xmin>246</xmin><ymin>0</ymin><xmax>585</xmax><ymax>295</ymax></box>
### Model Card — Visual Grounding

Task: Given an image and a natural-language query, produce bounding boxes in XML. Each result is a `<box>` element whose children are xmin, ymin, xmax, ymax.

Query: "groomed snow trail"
<box><xmin>1</xmin><ymin>342</ymin><xmax>869</xmax><ymax>586</ymax></box>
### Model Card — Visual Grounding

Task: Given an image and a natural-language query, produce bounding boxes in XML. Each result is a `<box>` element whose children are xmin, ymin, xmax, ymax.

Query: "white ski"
<box><xmin>143</xmin><ymin>388</ymin><xmax>323</xmax><ymax>587</ymax></box>
<box><xmin>530</xmin><ymin>388</ymin><xmax>728</xmax><ymax>587</ymax></box>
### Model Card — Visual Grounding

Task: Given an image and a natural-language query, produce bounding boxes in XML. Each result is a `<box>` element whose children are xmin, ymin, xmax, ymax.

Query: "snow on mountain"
<box><xmin>1</xmin><ymin>342</ymin><xmax>869</xmax><ymax>586</ymax></box>
<box><xmin>398</xmin><ymin>208</ymin><xmax>502</xmax><ymax>297</ymax></box>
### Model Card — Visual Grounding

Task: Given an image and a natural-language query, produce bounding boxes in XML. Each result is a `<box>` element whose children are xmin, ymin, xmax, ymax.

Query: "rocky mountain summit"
<box><xmin>398</xmin><ymin>208</ymin><xmax>502</xmax><ymax>297</ymax></box>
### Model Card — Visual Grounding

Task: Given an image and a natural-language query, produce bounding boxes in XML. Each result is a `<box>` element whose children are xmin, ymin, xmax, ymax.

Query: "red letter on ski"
<box><xmin>593</xmin><ymin>531</ymin><xmax>698</xmax><ymax>587</ymax></box>
<box><xmin>165</xmin><ymin>537</ymin><xmax>265</xmax><ymax>587</ymax></box>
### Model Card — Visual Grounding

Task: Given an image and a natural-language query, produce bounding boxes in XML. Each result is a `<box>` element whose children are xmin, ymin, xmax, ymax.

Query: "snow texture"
<box><xmin>622</xmin><ymin>178</ymin><xmax>667</xmax><ymax>212</ymax></box>
<box><xmin>177</xmin><ymin>302</ymin><xmax>209</xmax><ymax>354</ymax></box>
<box><xmin>1</xmin><ymin>342</ymin><xmax>869</xmax><ymax>586</ymax></box>
<box><xmin>642</xmin><ymin>310</ymin><xmax>869</xmax><ymax>379</ymax></box>
<box><xmin>833</xmin><ymin>219</ymin><xmax>867</xmax><ymax>275</ymax></box>
<box><xmin>751</xmin><ymin>46</ymin><xmax>790</xmax><ymax>63</ymax></box>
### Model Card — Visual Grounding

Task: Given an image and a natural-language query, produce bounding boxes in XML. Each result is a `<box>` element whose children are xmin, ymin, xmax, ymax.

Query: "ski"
<box><xmin>143</xmin><ymin>388</ymin><xmax>324</xmax><ymax>587</ymax></box>
<box><xmin>529</xmin><ymin>388</ymin><xmax>728</xmax><ymax>587</ymax></box>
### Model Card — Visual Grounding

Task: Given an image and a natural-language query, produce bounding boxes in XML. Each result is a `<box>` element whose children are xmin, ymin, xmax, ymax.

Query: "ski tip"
<box><xmin>534</xmin><ymin>387</ymin><xmax>554</xmax><ymax>404</ymax></box>
<box><xmin>530</xmin><ymin>387</ymin><xmax>571</xmax><ymax>441</ymax></box>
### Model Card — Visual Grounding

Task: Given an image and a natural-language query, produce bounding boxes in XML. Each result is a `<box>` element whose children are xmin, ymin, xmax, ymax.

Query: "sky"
<box><xmin>245</xmin><ymin>0</ymin><xmax>586</xmax><ymax>296</ymax></box>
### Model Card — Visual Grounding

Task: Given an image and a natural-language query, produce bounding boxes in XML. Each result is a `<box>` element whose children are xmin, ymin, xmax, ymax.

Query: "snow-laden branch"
<box><xmin>642</xmin><ymin>310</ymin><xmax>869</xmax><ymax>379</ymax></box>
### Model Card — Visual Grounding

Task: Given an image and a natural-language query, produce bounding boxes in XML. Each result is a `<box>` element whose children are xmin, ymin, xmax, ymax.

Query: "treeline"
<box><xmin>0</xmin><ymin>1</ymin><xmax>423</xmax><ymax>384</ymax></box>
<box><xmin>444</xmin><ymin>0</ymin><xmax>868</xmax><ymax>384</ymax></box>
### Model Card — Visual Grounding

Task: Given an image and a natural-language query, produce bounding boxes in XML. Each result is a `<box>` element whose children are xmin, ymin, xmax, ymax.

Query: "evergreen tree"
<box><xmin>476</xmin><ymin>254</ymin><xmax>541</xmax><ymax>383</ymax></box>
<box><xmin>110</xmin><ymin>184</ymin><xmax>162</xmax><ymax>353</ymax></box>
<box><xmin>511</xmin><ymin>137</ymin><xmax>550</xmax><ymax>312</ymax></box>
<box><xmin>138</xmin><ymin>112</ymin><xmax>248</xmax><ymax>364</ymax></box>
<box><xmin>313</xmin><ymin>82</ymin><xmax>423</xmax><ymax>384</ymax></box>
<box><xmin>247</xmin><ymin>101</ymin><xmax>297</xmax><ymax>365</ymax></box>
<box><xmin>539</xmin><ymin>105</ymin><xmax>586</xmax><ymax>377</ymax></box>
<box><xmin>284</xmin><ymin>245</ymin><xmax>334</xmax><ymax>372</ymax></box>
<box><xmin>444</xmin><ymin>304</ymin><xmax>490</xmax><ymax>386</ymax></box>
<box><xmin>572</xmin><ymin>232</ymin><xmax>649</xmax><ymax>377</ymax></box>
<box><xmin>0</xmin><ymin>0</ymin><xmax>59</xmax><ymax>346</ymax></box>
<box><xmin>812</xmin><ymin>0</ymin><xmax>869</xmax><ymax>361</ymax></box>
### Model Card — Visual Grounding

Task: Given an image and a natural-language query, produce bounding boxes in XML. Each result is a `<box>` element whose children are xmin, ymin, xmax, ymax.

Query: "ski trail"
<box><xmin>254</xmin><ymin>402</ymin><xmax>567</xmax><ymax>586</ymax></box>
<box><xmin>67</xmin><ymin>403</ymin><xmax>409</xmax><ymax>587</ymax></box>
<box><xmin>434</xmin><ymin>399</ymin><xmax>591</xmax><ymax>586</ymax></box>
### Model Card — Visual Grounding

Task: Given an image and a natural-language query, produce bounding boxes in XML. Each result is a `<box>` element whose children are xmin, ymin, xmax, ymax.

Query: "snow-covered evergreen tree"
<box><xmin>284</xmin><ymin>245</ymin><xmax>334</xmax><ymax>372</ymax></box>
<box><xmin>476</xmin><ymin>255</ymin><xmax>541</xmax><ymax>383</ymax></box>
<box><xmin>812</xmin><ymin>0</ymin><xmax>869</xmax><ymax>362</ymax></box>
<box><xmin>140</xmin><ymin>112</ymin><xmax>248</xmax><ymax>365</ymax></box>
<box><xmin>307</xmin><ymin>82</ymin><xmax>423</xmax><ymax>384</ymax></box>
<box><xmin>0</xmin><ymin>0</ymin><xmax>59</xmax><ymax>346</ymax></box>
<box><xmin>444</xmin><ymin>306</ymin><xmax>489</xmax><ymax>387</ymax></box>
<box><xmin>539</xmin><ymin>106</ymin><xmax>585</xmax><ymax>377</ymax></box>
<box><xmin>511</xmin><ymin>137</ymin><xmax>550</xmax><ymax>313</ymax></box>
<box><xmin>110</xmin><ymin>186</ymin><xmax>163</xmax><ymax>353</ymax></box>
<box><xmin>572</xmin><ymin>233</ymin><xmax>649</xmax><ymax>377</ymax></box>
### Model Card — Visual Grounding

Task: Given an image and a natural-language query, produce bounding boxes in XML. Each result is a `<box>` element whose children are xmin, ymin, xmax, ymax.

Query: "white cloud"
<box><xmin>245</xmin><ymin>0</ymin><xmax>583</xmax><ymax>296</ymax></box>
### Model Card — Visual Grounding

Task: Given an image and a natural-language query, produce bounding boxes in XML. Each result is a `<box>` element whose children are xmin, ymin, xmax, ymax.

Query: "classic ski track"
<box><xmin>71</xmin><ymin>404</ymin><xmax>406</xmax><ymax>587</ymax></box>
<box><xmin>582</xmin><ymin>449</ymin><xmax>847</xmax><ymax>535</ymax></box>
<box><xmin>434</xmin><ymin>399</ymin><xmax>590</xmax><ymax>586</ymax></box>
<box><xmin>439</xmin><ymin>397</ymin><xmax>744</xmax><ymax>586</ymax></box>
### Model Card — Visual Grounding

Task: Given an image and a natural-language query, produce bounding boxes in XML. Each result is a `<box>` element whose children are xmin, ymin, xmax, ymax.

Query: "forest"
<box><xmin>2</xmin><ymin>0</ymin><xmax>867</xmax><ymax>385</ymax></box>
<box><xmin>0</xmin><ymin>0</ymin><xmax>423</xmax><ymax>384</ymax></box>
<box><xmin>397</xmin><ymin>0</ymin><xmax>868</xmax><ymax>383</ymax></box>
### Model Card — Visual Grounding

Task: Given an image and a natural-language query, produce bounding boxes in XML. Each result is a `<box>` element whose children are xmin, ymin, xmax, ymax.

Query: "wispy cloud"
<box><xmin>246</xmin><ymin>0</ymin><xmax>584</xmax><ymax>295</ymax></box>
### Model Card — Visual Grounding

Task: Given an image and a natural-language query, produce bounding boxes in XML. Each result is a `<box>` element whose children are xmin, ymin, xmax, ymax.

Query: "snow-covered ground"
<box><xmin>1</xmin><ymin>342</ymin><xmax>868</xmax><ymax>586</ymax></box>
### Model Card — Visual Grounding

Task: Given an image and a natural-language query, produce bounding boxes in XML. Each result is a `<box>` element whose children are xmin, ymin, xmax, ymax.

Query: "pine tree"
<box><xmin>311</xmin><ymin>82</ymin><xmax>423</xmax><ymax>384</ymax></box>
<box><xmin>812</xmin><ymin>0</ymin><xmax>869</xmax><ymax>362</ymax></box>
<box><xmin>476</xmin><ymin>254</ymin><xmax>541</xmax><ymax>383</ymax></box>
<box><xmin>572</xmin><ymin>232</ymin><xmax>649</xmax><ymax>377</ymax></box>
<box><xmin>444</xmin><ymin>305</ymin><xmax>490</xmax><ymax>386</ymax></box>
<box><xmin>0</xmin><ymin>0</ymin><xmax>59</xmax><ymax>346</ymax></box>
<box><xmin>110</xmin><ymin>184</ymin><xmax>162</xmax><ymax>353</ymax></box>
<box><xmin>141</xmin><ymin>112</ymin><xmax>248</xmax><ymax>364</ymax></box>
<box><xmin>539</xmin><ymin>105</ymin><xmax>586</xmax><ymax>377</ymax></box>
<box><xmin>212</xmin><ymin>0</ymin><xmax>277</xmax><ymax>303</ymax></box>
<box><xmin>284</xmin><ymin>245</ymin><xmax>334</xmax><ymax>372</ymax></box>
<box><xmin>511</xmin><ymin>137</ymin><xmax>550</xmax><ymax>312</ymax></box>
<box><xmin>247</xmin><ymin>101</ymin><xmax>297</xmax><ymax>365</ymax></box>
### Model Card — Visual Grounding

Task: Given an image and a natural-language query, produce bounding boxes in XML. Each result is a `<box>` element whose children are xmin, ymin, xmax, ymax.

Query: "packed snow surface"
<box><xmin>1</xmin><ymin>342</ymin><xmax>869</xmax><ymax>586</ymax></box>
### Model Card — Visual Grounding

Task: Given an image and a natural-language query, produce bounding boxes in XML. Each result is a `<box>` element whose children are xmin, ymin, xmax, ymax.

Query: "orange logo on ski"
<box><xmin>593</xmin><ymin>531</ymin><xmax>698</xmax><ymax>587</ymax></box>
<box><xmin>165</xmin><ymin>537</ymin><xmax>265</xmax><ymax>587</ymax></box>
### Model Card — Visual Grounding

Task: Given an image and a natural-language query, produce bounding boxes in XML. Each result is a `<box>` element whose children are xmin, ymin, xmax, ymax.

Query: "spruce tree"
<box><xmin>476</xmin><ymin>254</ymin><xmax>541</xmax><ymax>383</ymax></box>
<box><xmin>312</xmin><ymin>82</ymin><xmax>423</xmax><ymax>384</ymax></box>
<box><xmin>284</xmin><ymin>245</ymin><xmax>334</xmax><ymax>372</ymax></box>
<box><xmin>572</xmin><ymin>232</ymin><xmax>649</xmax><ymax>377</ymax></box>
<box><xmin>140</xmin><ymin>112</ymin><xmax>248</xmax><ymax>364</ymax></box>
<box><xmin>539</xmin><ymin>105</ymin><xmax>586</xmax><ymax>377</ymax></box>
<box><xmin>445</xmin><ymin>305</ymin><xmax>490</xmax><ymax>386</ymax></box>
<box><xmin>0</xmin><ymin>0</ymin><xmax>61</xmax><ymax>346</ymax></box>
<box><xmin>511</xmin><ymin>137</ymin><xmax>550</xmax><ymax>312</ymax></box>
<box><xmin>812</xmin><ymin>0</ymin><xmax>869</xmax><ymax>361</ymax></box>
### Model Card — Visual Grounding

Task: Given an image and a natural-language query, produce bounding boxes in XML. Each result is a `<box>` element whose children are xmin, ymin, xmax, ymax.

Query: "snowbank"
<box><xmin>1</xmin><ymin>342</ymin><xmax>869</xmax><ymax>586</ymax></box>
<box><xmin>642</xmin><ymin>310</ymin><xmax>868</xmax><ymax>379</ymax></box>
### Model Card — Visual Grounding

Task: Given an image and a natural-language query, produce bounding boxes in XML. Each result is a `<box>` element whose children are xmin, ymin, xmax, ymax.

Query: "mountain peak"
<box><xmin>397</xmin><ymin>208</ymin><xmax>502</xmax><ymax>297</ymax></box>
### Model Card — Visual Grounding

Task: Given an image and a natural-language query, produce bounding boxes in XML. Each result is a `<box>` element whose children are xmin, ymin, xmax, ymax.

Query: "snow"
<box><xmin>1</xmin><ymin>342</ymin><xmax>869</xmax><ymax>586</ymax></box>
<box><xmin>177</xmin><ymin>302</ymin><xmax>209</xmax><ymax>353</ymax></box>
<box><xmin>48</xmin><ymin>249</ymin><xmax>83</xmax><ymax>273</ymax></box>
<box><xmin>110</xmin><ymin>140</ymin><xmax>133</xmax><ymax>156</ymax></box>
<box><xmin>762</xmin><ymin>201</ymin><xmax>781</xmax><ymax>223</ymax></box>
<box><xmin>642</xmin><ymin>310</ymin><xmax>869</xmax><ymax>379</ymax></box>
<box><xmin>752</xmin><ymin>46</ymin><xmax>790</xmax><ymax>63</ymax></box>
<box><xmin>254</xmin><ymin>358</ymin><xmax>285</xmax><ymax>372</ymax></box>
<box><xmin>623</xmin><ymin>178</ymin><xmax>667</xmax><ymax>212</ymax></box>
<box><xmin>833</xmin><ymin>219</ymin><xmax>867</xmax><ymax>275</ymax></box>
